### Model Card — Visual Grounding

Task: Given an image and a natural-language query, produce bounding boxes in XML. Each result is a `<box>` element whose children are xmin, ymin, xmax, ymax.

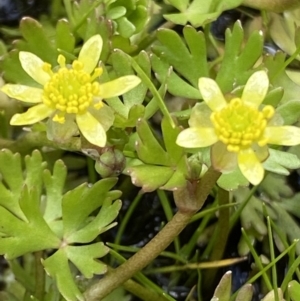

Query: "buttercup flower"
<box><xmin>176</xmin><ymin>71</ymin><xmax>300</xmax><ymax>185</ymax></box>
<box><xmin>1</xmin><ymin>35</ymin><xmax>141</xmax><ymax>147</ymax></box>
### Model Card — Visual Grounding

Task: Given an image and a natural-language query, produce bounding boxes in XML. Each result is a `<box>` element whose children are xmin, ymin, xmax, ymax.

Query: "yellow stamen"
<box><xmin>211</xmin><ymin>98</ymin><xmax>274</xmax><ymax>152</ymax></box>
<box><xmin>42</xmin><ymin>59</ymin><xmax>102</xmax><ymax>123</ymax></box>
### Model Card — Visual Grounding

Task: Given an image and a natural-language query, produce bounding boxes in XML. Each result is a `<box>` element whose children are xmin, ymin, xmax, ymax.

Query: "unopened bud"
<box><xmin>95</xmin><ymin>148</ymin><xmax>126</xmax><ymax>178</ymax></box>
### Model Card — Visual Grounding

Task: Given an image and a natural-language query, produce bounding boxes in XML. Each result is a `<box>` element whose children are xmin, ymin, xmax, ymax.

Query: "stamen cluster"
<box><xmin>42</xmin><ymin>56</ymin><xmax>103</xmax><ymax>123</ymax></box>
<box><xmin>210</xmin><ymin>98</ymin><xmax>275</xmax><ymax>152</ymax></box>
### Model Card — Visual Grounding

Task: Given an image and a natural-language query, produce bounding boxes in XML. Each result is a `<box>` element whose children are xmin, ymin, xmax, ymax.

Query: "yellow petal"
<box><xmin>264</xmin><ymin>126</ymin><xmax>300</xmax><ymax>145</ymax></box>
<box><xmin>198</xmin><ymin>77</ymin><xmax>227</xmax><ymax>112</ymax></box>
<box><xmin>176</xmin><ymin>127</ymin><xmax>218</xmax><ymax>148</ymax></box>
<box><xmin>99</xmin><ymin>76</ymin><xmax>141</xmax><ymax>99</ymax></box>
<box><xmin>78</xmin><ymin>35</ymin><xmax>103</xmax><ymax>74</ymax></box>
<box><xmin>19</xmin><ymin>52</ymin><xmax>51</xmax><ymax>85</ymax></box>
<box><xmin>252</xmin><ymin>144</ymin><xmax>269</xmax><ymax>162</ymax></box>
<box><xmin>1</xmin><ymin>84</ymin><xmax>43</xmax><ymax>103</ymax></box>
<box><xmin>242</xmin><ymin>70</ymin><xmax>269</xmax><ymax>107</ymax></box>
<box><xmin>189</xmin><ymin>103</ymin><xmax>213</xmax><ymax>128</ymax></box>
<box><xmin>76</xmin><ymin>111</ymin><xmax>107</xmax><ymax>147</ymax></box>
<box><xmin>88</xmin><ymin>104</ymin><xmax>114</xmax><ymax>131</ymax></box>
<box><xmin>10</xmin><ymin>104</ymin><xmax>53</xmax><ymax>125</ymax></box>
<box><xmin>238</xmin><ymin>148</ymin><xmax>264</xmax><ymax>185</ymax></box>
<box><xmin>211</xmin><ymin>141</ymin><xmax>237</xmax><ymax>172</ymax></box>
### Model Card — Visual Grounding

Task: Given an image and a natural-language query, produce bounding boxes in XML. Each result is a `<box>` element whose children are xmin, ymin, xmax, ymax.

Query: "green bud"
<box><xmin>187</xmin><ymin>153</ymin><xmax>207</xmax><ymax>180</ymax></box>
<box><xmin>95</xmin><ymin>148</ymin><xmax>126</xmax><ymax>178</ymax></box>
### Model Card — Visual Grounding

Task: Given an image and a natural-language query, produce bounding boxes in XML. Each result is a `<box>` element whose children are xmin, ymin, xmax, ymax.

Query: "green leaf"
<box><xmin>288</xmin><ymin>280</ymin><xmax>300</xmax><ymax>301</ymax></box>
<box><xmin>0</xmin><ymin>150</ymin><xmax>47</xmax><ymax>220</ymax></box>
<box><xmin>135</xmin><ymin>119</ymin><xmax>170</xmax><ymax>165</ymax></box>
<box><xmin>164</xmin><ymin>0</ymin><xmax>243</xmax><ymax>27</ymax></box>
<box><xmin>110</xmin><ymin>49</ymin><xmax>149</xmax><ymax>108</ymax></box>
<box><xmin>62</xmin><ymin>178</ymin><xmax>120</xmax><ymax>239</ymax></box>
<box><xmin>167</xmin><ymin>0</ymin><xmax>189</xmax><ymax>11</ymax></box>
<box><xmin>161</xmin><ymin>117</ymin><xmax>184</xmax><ymax>163</ymax></box>
<box><xmin>24</xmin><ymin>150</ymin><xmax>47</xmax><ymax>198</ymax></box>
<box><xmin>0</xmin><ymin>186</ymin><xmax>60</xmax><ymax>259</ymax></box>
<box><xmin>107</xmin><ymin>6</ymin><xmax>127</xmax><ymax>19</ymax></box>
<box><xmin>235</xmin><ymin>284</ymin><xmax>253</xmax><ymax>301</ymax></box>
<box><xmin>126</xmin><ymin>165</ymin><xmax>174</xmax><ymax>192</ymax></box>
<box><xmin>260</xmin><ymin>174</ymin><xmax>293</xmax><ymax>201</ymax></box>
<box><xmin>271</xmin><ymin>203</ymin><xmax>300</xmax><ymax>254</ymax></box>
<box><xmin>55</xmin><ymin>19</ymin><xmax>75</xmax><ymax>54</ymax></box>
<box><xmin>280</xmin><ymin>193</ymin><xmax>300</xmax><ymax>218</ymax></box>
<box><xmin>43</xmin><ymin>160</ymin><xmax>67</xmax><ymax>224</ymax></box>
<box><xmin>152</xmin><ymin>26</ymin><xmax>208</xmax><ymax>87</ymax></box>
<box><xmin>216</xmin><ymin>21</ymin><xmax>264</xmax><ymax>92</ymax></box>
<box><xmin>217</xmin><ymin>168</ymin><xmax>249</xmax><ymax>191</ymax></box>
<box><xmin>263</xmin><ymin>149</ymin><xmax>300</xmax><ymax>175</ymax></box>
<box><xmin>212</xmin><ymin>271</ymin><xmax>232</xmax><ymax>301</ymax></box>
<box><xmin>151</xmin><ymin>54</ymin><xmax>201</xmax><ymax>99</ymax></box>
<box><xmin>66</xmin><ymin>243</ymin><xmax>108</xmax><ymax>277</ymax></box>
<box><xmin>67</xmin><ymin>199</ymin><xmax>122</xmax><ymax>243</ymax></box>
<box><xmin>114</xmin><ymin>104</ymin><xmax>145</xmax><ymax>128</ymax></box>
<box><xmin>264</xmin><ymin>52</ymin><xmax>300</xmax><ymax>103</ymax></box>
<box><xmin>276</xmin><ymin>100</ymin><xmax>300</xmax><ymax>125</ymax></box>
<box><xmin>43</xmin><ymin>249</ymin><xmax>84</xmax><ymax>301</ymax></box>
<box><xmin>261</xmin><ymin>289</ymin><xmax>284</xmax><ymax>301</ymax></box>
<box><xmin>20</xmin><ymin>17</ymin><xmax>57</xmax><ymax>65</ymax></box>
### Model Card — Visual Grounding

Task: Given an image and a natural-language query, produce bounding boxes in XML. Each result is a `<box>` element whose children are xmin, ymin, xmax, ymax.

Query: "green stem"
<box><xmin>123</xmin><ymin>278</ymin><xmax>171</xmax><ymax>301</ymax></box>
<box><xmin>203</xmin><ymin>188</ymin><xmax>230</xmax><ymax>288</ymax></box>
<box><xmin>83</xmin><ymin>169</ymin><xmax>221</xmax><ymax>300</ymax></box>
<box><xmin>34</xmin><ymin>251</ymin><xmax>45</xmax><ymax>301</ymax></box>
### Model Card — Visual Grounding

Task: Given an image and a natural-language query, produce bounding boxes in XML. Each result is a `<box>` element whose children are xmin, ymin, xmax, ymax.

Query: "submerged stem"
<box><xmin>83</xmin><ymin>168</ymin><xmax>221</xmax><ymax>300</ymax></box>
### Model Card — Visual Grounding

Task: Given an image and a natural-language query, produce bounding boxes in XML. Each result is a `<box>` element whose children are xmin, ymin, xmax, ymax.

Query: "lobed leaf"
<box><xmin>152</xmin><ymin>26</ymin><xmax>208</xmax><ymax>88</ymax></box>
<box><xmin>216</xmin><ymin>21</ymin><xmax>264</xmax><ymax>92</ymax></box>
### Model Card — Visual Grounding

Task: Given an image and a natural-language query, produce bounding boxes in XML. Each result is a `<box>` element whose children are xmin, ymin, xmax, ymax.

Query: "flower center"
<box><xmin>42</xmin><ymin>55</ymin><xmax>103</xmax><ymax>123</ymax></box>
<box><xmin>210</xmin><ymin>98</ymin><xmax>274</xmax><ymax>152</ymax></box>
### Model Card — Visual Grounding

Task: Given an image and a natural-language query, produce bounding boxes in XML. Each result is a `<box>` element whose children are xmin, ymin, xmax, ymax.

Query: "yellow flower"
<box><xmin>1</xmin><ymin>35</ymin><xmax>141</xmax><ymax>147</ymax></box>
<box><xmin>176</xmin><ymin>71</ymin><xmax>300</xmax><ymax>185</ymax></box>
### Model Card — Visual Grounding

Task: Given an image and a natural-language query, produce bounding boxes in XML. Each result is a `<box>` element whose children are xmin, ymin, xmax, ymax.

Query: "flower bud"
<box><xmin>95</xmin><ymin>148</ymin><xmax>126</xmax><ymax>178</ymax></box>
<box><xmin>187</xmin><ymin>153</ymin><xmax>207</xmax><ymax>180</ymax></box>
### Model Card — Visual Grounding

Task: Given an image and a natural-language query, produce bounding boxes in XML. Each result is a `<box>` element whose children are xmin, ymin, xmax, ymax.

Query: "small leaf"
<box><xmin>276</xmin><ymin>100</ymin><xmax>300</xmax><ymax>125</ymax></box>
<box><xmin>216</xmin><ymin>21</ymin><xmax>264</xmax><ymax>92</ymax></box>
<box><xmin>151</xmin><ymin>54</ymin><xmax>201</xmax><ymax>99</ymax></box>
<box><xmin>43</xmin><ymin>160</ymin><xmax>67</xmax><ymax>223</ymax></box>
<box><xmin>263</xmin><ymin>149</ymin><xmax>300</xmax><ymax>175</ymax></box>
<box><xmin>235</xmin><ymin>284</ymin><xmax>253</xmax><ymax>301</ymax></box>
<box><xmin>20</xmin><ymin>17</ymin><xmax>57</xmax><ymax>65</ymax></box>
<box><xmin>43</xmin><ymin>249</ymin><xmax>84</xmax><ymax>301</ymax></box>
<box><xmin>126</xmin><ymin>165</ymin><xmax>173</xmax><ymax>192</ymax></box>
<box><xmin>67</xmin><ymin>199</ymin><xmax>122</xmax><ymax>243</ymax></box>
<box><xmin>136</xmin><ymin>119</ymin><xmax>170</xmax><ymax>165</ymax></box>
<box><xmin>167</xmin><ymin>0</ymin><xmax>189</xmax><ymax>11</ymax></box>
<box><xmin>62</xmin><ymin>178</ymin><xmax>119</xmax><ymax>239</ymax></box>
<box><xmin>152</xmin><ymin>26</ymin><xmax>208</xmax><ymax>87</ymax></box>
<box><xmin>161</xmin><ymin>117</ymin><xmax>184</xmax><ymax>163</ymax></box>
<box><xmin>289</xmin><ymin>280</ymin><xmax>300</xmax><ymax>301</ymax></box>
<box><xmin>212</xmin><ymin>271</ymin><xmax>232</xmax><ymax>301</ymax></box>
<box><xmin>66</xmin><ymin>243</ymin><xmax>108</xmax><ymax>278</ymax></box>
<box><xmin>163</xmin><ymin>0</ymin><xmax>243</xmax><ymax>27</ymax></box>
<box><xmin>0</xmin><ymin>187</ymin><xmax>60</xmax><ymax>259</ymax></box>
<box><xmin>56</xmin><ymin>19</ymin><xmax>75</xmax><ymax>54</ymax></box>
<box><xmin>261</xmin><ymin>288</ymin><xmax>284</xmax><ymax>301</ymax></box>
<box><xmin>217</xmin><ymin>168</ymin><xmax>249</xmax><ymax>191</ymax></box>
